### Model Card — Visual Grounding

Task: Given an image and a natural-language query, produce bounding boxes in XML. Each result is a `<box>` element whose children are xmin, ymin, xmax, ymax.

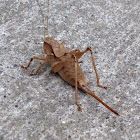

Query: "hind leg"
<box><xmin>87</xmin><ymin>47</ymin><xmax>109</xmax><ymax>89</ymax></box>
<box><xmin>74</xmin><ymin>55</ymin><xmax>82</xmax><ymax>111</ymax></box>
<box><xmin>71</xmin><ymin>47</ymin><xmax>109</xmax><ymax>89</ymax></box>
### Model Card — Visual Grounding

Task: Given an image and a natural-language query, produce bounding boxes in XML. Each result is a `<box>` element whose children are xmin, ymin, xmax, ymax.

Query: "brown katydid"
<box><xmin>20</xmin><ymin>0</ymin><xmax>119</xmax><ymax>116</ymax></box>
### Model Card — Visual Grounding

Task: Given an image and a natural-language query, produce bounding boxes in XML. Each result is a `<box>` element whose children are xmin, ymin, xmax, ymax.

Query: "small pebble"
<box><xmin>13</xmin><ymin>64</ymin><xmax>18</xmax><ymax>67</ymax></box>
<box><xmin>127</xmin><ymin>72</ymin><xmax>130</xmax><ymax>75</ymax></box>
<box><xmin>0</xmin><ymin>87</ymin><xmax>5</xmax><ymax>92</ymax></box>
<box><xmin>62</xmin><ymin>121</ymin><xmax>66</xmax><ymax>124</ymax></box>
<box><xmin>0</xmin><ymin>71</ymin><xmax>3</xmax><ymax>74</ymax></box>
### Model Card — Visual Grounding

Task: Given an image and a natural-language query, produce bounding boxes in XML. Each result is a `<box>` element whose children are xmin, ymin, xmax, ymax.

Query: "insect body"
<box><xmin>20</xmin><ymin>0</ymin><xmax>119</xmax><ymax>116</ymax></box>
<box><xmin>20</xmin><ymin>37</ymin><xmax>119</xmax><ymax>116</ymax></box>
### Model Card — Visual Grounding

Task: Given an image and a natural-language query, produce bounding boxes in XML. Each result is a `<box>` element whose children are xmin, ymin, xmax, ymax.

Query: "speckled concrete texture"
<box><xmin>0</xmin><ymin>0</ymin><xmax>140</xmax><ymax>140</ymax></box>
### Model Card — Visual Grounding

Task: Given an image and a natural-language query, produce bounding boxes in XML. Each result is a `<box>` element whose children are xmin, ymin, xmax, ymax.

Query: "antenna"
<box><xmin>47</xmin><ymin>0</ymin><xmax>50</xmax><ymax>37</ymax></box>
<box><xmin>36</xmin><ymin>0</ymin><xmax>50</xmax><ymax>39</ymax></box>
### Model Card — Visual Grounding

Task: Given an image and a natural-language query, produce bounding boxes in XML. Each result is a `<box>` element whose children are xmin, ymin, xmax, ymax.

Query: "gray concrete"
<box><xmin>0</xmin><ymin>0</ymin><xmax>139</xmax><ymax>139</ymax></box>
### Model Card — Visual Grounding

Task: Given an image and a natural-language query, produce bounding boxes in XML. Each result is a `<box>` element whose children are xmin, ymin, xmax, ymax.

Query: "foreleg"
<box><xmin>19</xmin><ymin>56</ymin><xmax>46</xmax><ymax>69</ymax></box>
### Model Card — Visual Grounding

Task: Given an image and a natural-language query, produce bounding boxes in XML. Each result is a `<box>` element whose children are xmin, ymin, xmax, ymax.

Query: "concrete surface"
<box><xmin>0</xmin><ymin>0</ymin><xmax>140</xmax><ymax>139</ymax></box>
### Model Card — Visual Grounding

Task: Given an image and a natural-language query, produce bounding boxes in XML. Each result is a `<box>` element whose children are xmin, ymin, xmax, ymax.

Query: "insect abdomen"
<box><xmin>58</xmin><ymin>61</ymin><xmax>87</xmax><ymax>87</ymax></box>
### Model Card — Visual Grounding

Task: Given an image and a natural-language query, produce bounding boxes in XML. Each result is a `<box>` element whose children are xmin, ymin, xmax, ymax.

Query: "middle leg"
<box><xmin>29</xmin><ymin>61</ymin><xmax>48</xmax><ymax>76</ymax></box>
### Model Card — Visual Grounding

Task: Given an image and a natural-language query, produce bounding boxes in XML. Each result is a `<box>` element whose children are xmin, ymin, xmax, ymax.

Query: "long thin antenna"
<box><xmin>36</xmin><ymin>0</ymin><xmax>50</xmax><ymax>39</ymax></box>
<box><xmin>47</xmin><ymin>0</ymin><xmax>50</xmax><ymax>37</ymax></box>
